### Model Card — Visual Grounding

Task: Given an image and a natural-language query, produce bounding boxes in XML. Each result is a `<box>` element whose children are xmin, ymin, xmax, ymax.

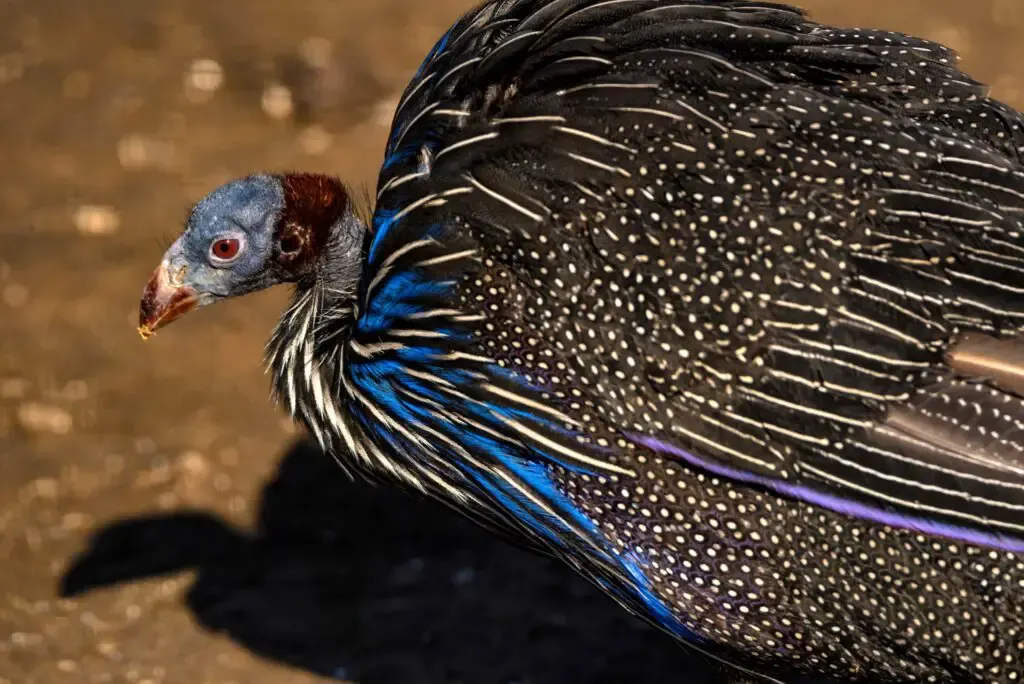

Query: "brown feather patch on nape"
<box><xmin>275</xmin><ymin>173</ymin><xmax>350</xmax><ymax>271</ymax></box>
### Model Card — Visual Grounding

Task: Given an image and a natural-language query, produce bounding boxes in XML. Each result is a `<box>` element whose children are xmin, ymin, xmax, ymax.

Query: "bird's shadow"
<box><xmin>60</xmin><ymin>440</ymin><xmax>721</xmax><ymax>684</ymax></box>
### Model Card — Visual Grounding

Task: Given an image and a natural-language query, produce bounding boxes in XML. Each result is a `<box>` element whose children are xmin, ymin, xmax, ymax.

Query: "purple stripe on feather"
<box><xmin>627</xmin><ymin>432</ymin><xmax>1024</xmax><ymax>554</ymax></box>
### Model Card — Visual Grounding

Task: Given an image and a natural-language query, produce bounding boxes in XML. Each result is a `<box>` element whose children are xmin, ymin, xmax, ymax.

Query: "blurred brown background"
<box><xmin>0</xmin><ymin>1</ymin><xmax>1021</xmax><ymax>683</ymax></box>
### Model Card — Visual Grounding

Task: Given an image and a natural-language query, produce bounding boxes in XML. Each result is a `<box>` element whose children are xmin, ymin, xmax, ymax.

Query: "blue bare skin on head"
<box><xmin>176</xmin><ymin>175</ymin><xmax>284</xmax><ymax>297</ymax></box>
<box><xmin>138</xmin><ymin>173</ymin><xmax>360</xmax><ymax>338</ymax></box>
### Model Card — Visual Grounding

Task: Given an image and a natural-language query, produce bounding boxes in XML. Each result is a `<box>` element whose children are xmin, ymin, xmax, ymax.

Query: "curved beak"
<box><xmin>138</xmin><ymin>262</ymin><xmax>198</xmax><ymax>340</ymax></box>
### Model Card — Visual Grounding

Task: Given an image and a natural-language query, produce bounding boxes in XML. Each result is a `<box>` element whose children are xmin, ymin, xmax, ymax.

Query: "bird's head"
<box><xmin>138</xmin><ymin>173</ymin><xmax>363</xmax><ymax>339</ymax></box>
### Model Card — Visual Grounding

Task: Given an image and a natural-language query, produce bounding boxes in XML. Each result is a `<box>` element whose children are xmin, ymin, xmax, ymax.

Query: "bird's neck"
<box><xmin>295</xmin><ymin>211</ymin><xmax>366</xmax><ymax>296</ymax></box>
<box><xmin>266</xmin><ymin>216</ymin><xmax>367</xmax><ymax>455</ymax></box>
<box><xmin>265</xmin><ymin>215</ymin><xmax>435</xmax><ymax>488</ymax></box>
<box><xmin>266</xmin><ymin>279</ymin><xmax>436</xmax><ymax>496</ymax></box>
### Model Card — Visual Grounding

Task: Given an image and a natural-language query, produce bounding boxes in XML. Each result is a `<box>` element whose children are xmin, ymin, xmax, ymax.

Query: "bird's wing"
<box><xmin>362</xmin><ymin>0</ymin><xmax>1024</xmax><ymax>557</ymax></box>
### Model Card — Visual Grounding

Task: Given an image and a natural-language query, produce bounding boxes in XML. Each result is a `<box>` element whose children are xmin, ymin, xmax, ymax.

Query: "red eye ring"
<box><xmin>210</xmin><ymin>237</ymin><xmax>241</xmax><ymax>262</ymax></box>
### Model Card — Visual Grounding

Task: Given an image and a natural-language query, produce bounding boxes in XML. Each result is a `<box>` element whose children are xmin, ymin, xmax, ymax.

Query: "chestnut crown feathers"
<box><xmin>274</xmin><ymin>173</ymin><xmax>351</xmax><ymax>274</ymax></box>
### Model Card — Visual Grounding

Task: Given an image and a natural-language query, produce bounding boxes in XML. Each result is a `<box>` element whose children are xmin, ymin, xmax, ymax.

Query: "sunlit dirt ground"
<box><xmin>1</xmin><ymin>1</ymin><xmax>1022</xmax><ymax>683</ymax></box>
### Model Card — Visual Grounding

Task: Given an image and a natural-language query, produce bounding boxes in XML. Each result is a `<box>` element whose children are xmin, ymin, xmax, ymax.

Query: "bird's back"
<box><xmin>331</xmin><ymin>2</ymin><xmax>1024</xmax><ymax>681</ymax></box>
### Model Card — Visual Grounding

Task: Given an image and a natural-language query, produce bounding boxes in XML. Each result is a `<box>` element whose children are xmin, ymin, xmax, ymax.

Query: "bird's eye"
<box><xmin>279</xmin><ymin>235</ymin><xmax>302</xmax><ymax>255</ymax></box>
<box><xmin>210</xmin><ymin>237</ymin><xmax>242</xmax><ymax>263</ymax></box>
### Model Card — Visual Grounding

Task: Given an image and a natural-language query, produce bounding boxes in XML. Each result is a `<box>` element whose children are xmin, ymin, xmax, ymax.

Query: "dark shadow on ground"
<box><xmin>59</xmin><ymin>439</ymin><xmax>724</xmax><ymax>684</ymax></box>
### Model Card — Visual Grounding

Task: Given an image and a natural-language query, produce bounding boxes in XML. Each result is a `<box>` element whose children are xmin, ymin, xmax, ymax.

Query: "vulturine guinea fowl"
<box><xmin>138</xmin><ymin>1</ymin><xmax>1024</xmax><ymax>682</ymax></box>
